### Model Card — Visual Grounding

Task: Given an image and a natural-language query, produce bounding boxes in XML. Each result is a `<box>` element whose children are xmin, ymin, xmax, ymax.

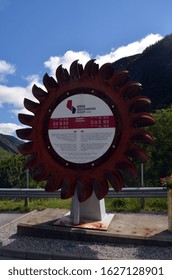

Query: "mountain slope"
<box><xmin>113</xmin><ymin>34</ymin><xmax>172</xmax><ymax>109</ymax></box>
<box><xmin>0</xmin><ymin>133</ymin><xmax>23</xmax><ymax>153</ymax></box>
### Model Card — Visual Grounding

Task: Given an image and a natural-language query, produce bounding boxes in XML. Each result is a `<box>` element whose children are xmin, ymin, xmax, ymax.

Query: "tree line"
<box><xmin>0</xmin><ymin>106</ymin><xmax>172</xmax><ymax>189</ymax></box>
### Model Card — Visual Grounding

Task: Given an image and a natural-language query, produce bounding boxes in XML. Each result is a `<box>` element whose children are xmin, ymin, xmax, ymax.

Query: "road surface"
<box><xmin>0</xmin><ymin>212</ymin><xmax>24</xmax><ymax>227</ymax></box>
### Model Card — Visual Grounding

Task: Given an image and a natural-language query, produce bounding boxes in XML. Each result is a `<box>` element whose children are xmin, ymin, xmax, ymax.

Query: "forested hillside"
<box><xmin>0</xmin><ymin>133</ymin><xmax>23</xmax><ymax>153</ymax></box>
<box><xmin>113</xmin><ymin>34</ymin><xmax>172</xmax><ymax>109</ymax></box>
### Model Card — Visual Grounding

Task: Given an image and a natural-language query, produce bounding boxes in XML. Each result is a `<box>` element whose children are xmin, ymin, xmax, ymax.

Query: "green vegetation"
<box><xmin>145</xmin><ymin>106</ymin><xmax>172</xmax><ymax>185</ymax></box>
<box><xmin>120</xmin><ymin>106</ymin><xmax>172</xmax><ymax>187</ymax></box>
<box><xmin>0</xmin><ymin>198</ymin><xmax>71</xmax><ymax>212</ymax></box>
<box><xmin>105</xmin><ymin>197</ymin><xmax>167</xmax><ymax>212</ymax></box>
<box><xmin>0</xmin><ymin>197</ymin><xmax>167</xmax><ymax>213</ymax></box>
<box><xmin>0</xmin><ymin>151</ymin><xmax>45</xmax><ymax>189</ymax></box>
<box><xmin>0</xmin><ymin>106</ymin><xmax>172</xmax><ymax>213</ymax></box>
<box><xmin>113</xmin><ymin>34</ymin><xmax>172</xmax><ymax>109</ymax></box>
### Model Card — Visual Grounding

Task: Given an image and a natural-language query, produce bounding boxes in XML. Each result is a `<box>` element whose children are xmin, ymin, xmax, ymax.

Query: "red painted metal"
<box><xmin>16</xmin><ymin>60</ymin><xmax>154</xmax><ymax>202</ymax></box>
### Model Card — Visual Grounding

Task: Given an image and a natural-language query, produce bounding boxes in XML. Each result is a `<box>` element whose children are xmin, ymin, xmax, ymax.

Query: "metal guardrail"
<box><xmin>0</xmin><ymin>187</ymin><xmax>167</xmax><ymax>199</ymax></box>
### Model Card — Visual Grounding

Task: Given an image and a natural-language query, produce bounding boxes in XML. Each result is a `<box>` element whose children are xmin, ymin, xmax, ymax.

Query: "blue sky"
<box><xmin>0</xmin><ymin>0</ymin><xmax>171</xmax><ymax>136</ymax></box>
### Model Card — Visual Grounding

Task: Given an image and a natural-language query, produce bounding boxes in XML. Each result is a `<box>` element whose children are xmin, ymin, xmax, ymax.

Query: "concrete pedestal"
<box><xmin>54</xmin><ymin>190</ymin><xmax>114</xmax><ymax>230</ymax></box>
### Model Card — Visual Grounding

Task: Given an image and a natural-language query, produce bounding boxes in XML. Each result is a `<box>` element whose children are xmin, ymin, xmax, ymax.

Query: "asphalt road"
<box><xmin>0</xmin><ymin>212</ymin><xmax>24</xmax><ymax>227</ymax></box>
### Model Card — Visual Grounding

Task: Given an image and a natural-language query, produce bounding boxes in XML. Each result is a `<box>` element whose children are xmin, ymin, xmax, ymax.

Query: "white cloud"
<box><xmin>44</xmin><ymin>50</ymin><xmax>91</xmax><ymax>74</ymax></box>
<box><xmin>0</xmin><ymin>84</ymin><xmax>29</xmax><ymax>108</ymax></box>
<box><xmin>0</xmin><ymin>60</ymin><xmax>16</xmax><ymax>82</ymax></box>
<box><xmin>96</xmin><ymin>33</ymin><xmax>163</xmax><ymax>65</ymax></box>
<box><xmin>96</xmin><ymin>34</ymin><xmax>163</xmax><ymax>65</ymax></box>
<box><xmin>0</xmin><ymin>33</ymin><xmax>164</xmax><ymax>136</ymax></box>
<box><xmin>44</xmin><ymin>34</ymin><xmax>163</xmax><ymax>74</ymax></box>
<box><xmin>0</xmin><ymin>123</ymin><xmax>23</xmax><ymax>136</ymax></box>
<box><xmin>0</xmin><ymin>74</ymin><xmax>43</xmax><ymax>111</ymax></box>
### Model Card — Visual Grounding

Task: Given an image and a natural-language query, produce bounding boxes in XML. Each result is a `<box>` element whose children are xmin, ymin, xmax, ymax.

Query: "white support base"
<box><xmin>54</xmin><ymin>190</ymin><xmax>114</xmax><ymax>230</ymax></box>
<box><xmin>70</xmin><ymin>190</ymin><xmax>107</xmax><ymax>224</ymax></box>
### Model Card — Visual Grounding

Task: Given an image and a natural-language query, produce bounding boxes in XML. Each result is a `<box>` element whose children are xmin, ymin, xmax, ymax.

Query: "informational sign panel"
<box><xmin>16</xmin><ymin>60</ymin><xmax>154</xmax><ymax>201</ymax></box>
<box><xmin>48</xmin><ymin>94</ymin><xmax>116</xmax><ymax>164</ymax></box>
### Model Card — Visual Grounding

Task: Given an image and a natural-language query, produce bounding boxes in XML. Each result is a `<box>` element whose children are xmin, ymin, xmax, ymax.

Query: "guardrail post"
<box><xmin>140</xmin><ymin>163</ymin><xmax>145</xmax><ymax>209</ymax></box>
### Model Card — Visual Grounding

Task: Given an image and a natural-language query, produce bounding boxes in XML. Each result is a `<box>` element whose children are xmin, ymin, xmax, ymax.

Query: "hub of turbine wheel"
<box><xmin>16</xmin><ymin>60</ymin><xmax>154</xmax><ymax>202</ymax></box>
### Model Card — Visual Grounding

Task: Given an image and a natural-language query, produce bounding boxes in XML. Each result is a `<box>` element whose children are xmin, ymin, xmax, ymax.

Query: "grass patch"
<box><xmin>28</xmin><ymin>198</ymin><xmax>71</xmax><ymax>211</ymax></box>
<box><xmin>0</xmin><ymin>199</ymin><xmax>25</xmax><ymax>212</ymax></box>
<box><xmin>105</xmin><ymin>197</ymin><xmax>167</xmax><ymax>212</ymax></box>
<box><xmin>144</xmin><ymin>198</ymin><xmax>167</xmax><ymax>212</ymax></box>
<box><xmin>105</xmin><ymin>198</ymin><xmax>142</xmax><ymax>212</ymax></box>
<box><xmin>0</xmin><ymin>197</ymin><xmax>167</xmax><ymax>213</ymax></box>
<box><xmin>0</xmin><ymin>198</ymin><xmax>71</xmax><ymax>212</ymax></box>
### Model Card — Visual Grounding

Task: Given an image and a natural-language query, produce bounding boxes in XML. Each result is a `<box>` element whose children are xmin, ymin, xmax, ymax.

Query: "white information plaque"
<box><xmin>48</xmin><ymin>94</ymin><xmax>116</xmax><ymax>164</ymax></box>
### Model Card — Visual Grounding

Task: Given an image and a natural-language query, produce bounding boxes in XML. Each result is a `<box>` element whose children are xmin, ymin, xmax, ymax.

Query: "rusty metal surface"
<box><xmin>53</xmin><ymin>212</ymin><xmax>114</xmax><ymax>231</ymax></box>
<box><xmin>17</xmin><ymin>209</ymin><xmax>170</xmax><ymax>245</ymax></box>
<box><xmin>16</xmin><ymin>60</ymin><xmax>154</xmax><ymax>202</ymax></box>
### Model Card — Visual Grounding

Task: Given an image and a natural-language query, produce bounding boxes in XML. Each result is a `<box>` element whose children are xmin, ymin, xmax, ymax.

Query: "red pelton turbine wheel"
<box><xmin>16</xmin><ymin>60</ymin><xmax>154</xmax><ymax>202</ymax></box>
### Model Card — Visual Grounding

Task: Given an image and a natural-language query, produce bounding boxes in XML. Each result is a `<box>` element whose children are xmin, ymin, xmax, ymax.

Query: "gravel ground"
<box><xmin>0</xmin><ymin>210</ymin><xmax>172</xmax><ymax>260</ymax></box>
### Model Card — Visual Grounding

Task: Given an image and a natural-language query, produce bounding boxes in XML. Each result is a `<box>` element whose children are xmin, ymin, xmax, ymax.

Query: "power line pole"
<box><xmin>140</xmin><ymin>163</ymin><xmax>145</xmax><ymax>209</ymax></box>
<box><xmin>24</xmin><ymin>169</ymin><xmax>29</xmax><ymax>208</ymax></box>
